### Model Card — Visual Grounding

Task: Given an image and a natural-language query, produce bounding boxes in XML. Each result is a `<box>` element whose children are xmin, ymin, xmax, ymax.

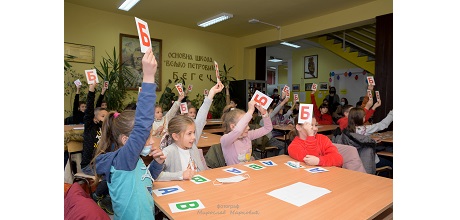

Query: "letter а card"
<box><xmin>85</xmin><ymin>69</ymin><xmax>99</xmax><ymax>84</ymax></box>
<box><xmin>260</xmin><ymin>160</ymin><xmax>277</xmax><ymax>166</ymax></box>
<box><xmin>250</xmin><ymin>90</ymin><xmax>273</xmax><ymax>109</ymax></box>
<box><xmin>152</xmin><ymin>185</ymin><xmax>185</xmax><ymax>197</ymax></box>
<box><xmin>135</xmin><ymin>17</ymin><xmax>151</xmax><ymax>53</ymax></box>
<box><xmin>298</xmin><ymin>104</ymin><xmax>313</xmax><ymax>124</ymax></box>
<box><xmin>306</xmin><ymin>167</ymin><xmax>329</xmax><ymax>173</ymax></box>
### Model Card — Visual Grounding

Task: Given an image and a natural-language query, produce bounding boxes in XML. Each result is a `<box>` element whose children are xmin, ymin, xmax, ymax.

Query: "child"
<box><xmin>72</xmin><ymin>84</ymin><xmax>86</xmax><ymax>124</ymax></box>
<box><xmin>311</xmin><ymin>90</ymin><xmax>334</xmax><ymax>125</ymax></box>
<box><xmin>152</xmin><ymin>92</ymin><xmax>184</xmax><ymax>137</ymax></box>
<box><xmin>259</xmin><ymin>90</ymin><xmax>290</xmax><ymax>155</ymax></box>
<box><xmin>333</xmin><ymin>107</ymin><xmax>393</xmax><ymax>174</ymax></box>
<box><xmin>80</xmin><ymin>82</ymin><xmax>109</xmax><ymax>212</ymax></box>
<box><xmin>156</xmin><ymin>82</ymin><xmax>224</xmax><ymax>181</ymax></box>
<box><xmin>288</xmin><ymin>116</ymin><xmax>343</xmax><ymax>167</ymax></box>
<box><xmin>186</xmin><ymin>104</ymin><xmax>197</xmax><ymax>119</ymax></box>
<box><xmin>337</xmin><ymin>98</ymin><xmax>380</xmax><ymax>131</ymax></box>
<box><xmin>93</xmin><ymin>48</ymin><xmax>165</xmax><ymax>219</ymax></box>
<box><xmin>96</xmin><ymin>85</ymin><xmax>107</xmax><ymax>109</ymax></box>
<box><xmin>221</xmin><ymin>100</ymin><xmax>272</xmax><ymax>165</ymax></box>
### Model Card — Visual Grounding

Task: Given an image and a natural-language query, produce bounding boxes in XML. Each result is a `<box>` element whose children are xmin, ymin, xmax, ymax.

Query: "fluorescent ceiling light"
<box><xmin>268</xmin><ymin>56</ymin><xmax>283</xmax><ymax>62</ymax></box>
<box><xmin>280</xmin><ymin>41</ymin><xmax>301</xmax><ymax>48</ymax></box>
<box><xmin>118</xmin><ymin>0</ymin><xmax>140</xmax><ymax>11</ymax></box>
<box><xmin>198</xmin><ymin>13</ymin><xmax>233</xmax><ymax>27</ymax></box>
<box><xmin>269</xmin><ymin>67</ymin><xmax>276</xmax><ymax>69</ymax></box>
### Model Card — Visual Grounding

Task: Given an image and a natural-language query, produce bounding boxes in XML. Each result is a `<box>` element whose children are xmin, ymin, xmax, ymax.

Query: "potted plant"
<box><xmin>64</xmin><ymin>60</ymin><xmax>88</xmax><ymax>116</ymax></box>
<box><xmin>95</xmin><ymin>47</ymin><xmax>136</xmax><ymax>112</ymax></box>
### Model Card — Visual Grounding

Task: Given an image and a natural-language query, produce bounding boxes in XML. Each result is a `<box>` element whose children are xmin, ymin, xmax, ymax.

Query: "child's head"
<box><xmin>222</xmin><ymin>108</ymin><xmax>248</xmax><ymax>138</ymax></box>
<box><xmin>267</xmin><ymin>106</ymin><xmax>274</xmax><ymax>115</ymax></box>
<box><xmin>168</xmin><ymin>115</ymin><xmax>196</xmax><ymax>149</ymax></box>
<box><xmin>322</xmin><ymin>99</ymin><xmax>329</xmax><ymax>106</ymax></box>
<box><xmin>340</xmin><ymin>98</ymin><xmax>348</xmax><ymax>106</ymax></box>
<box><xmin>187</xmin><ymin>105</ymin><xmax>197</xmax><ymax>119</ymax></box>
<box><xmin>342</xmin><ymin>105</ymin><xmax>353</xmax><ymax>117</ymax></box>
<box><xmin>347</xmin><ymin>107</ymin><xmax>366</xmax><ymax>132</ymax></box>
<box><xmin>293</xmin><ymin>115</ymin><xmax>318</xmax><ymax>138</ymax></box>
<box><xmin>97</xmin><ymin>111</ymin><xmax>136</xmax><ymax>154</ymax></box>
<box><xmin>101</xmin><ymin>101</ymin><xmax>108</xmax><ymax>109</ymax></box>
<box><xmin>273</xmin><ymin>88</ymin><xmax>279</xmax><ymax>95</ymax></box>
<box><xmin>94</xmin><ymin>107</ymin><xmax>108</xmax><ymax>124</ymax></box>
<box><xmin>78</xmin><ymin>101</ymin><xmax>86</xmax><ymax>113</ymax></box>
<box><xmin>230</xmin><ymin>98</ymin><xmax>239</xmax><ymax>108</ymax></box>
<box><xmin>154</xmin><ymin>105</ymin><xmax>163</xmax><ymax>121</ymax></box>
<box><xmin>294</xmin><ymin>102</ymin><xmax>300</xmax><ymax>110</ymax></box>
<box><xmin>319</xmin><ymin>103</ymin><xmax>329</xmax><ymax>115</ymax></box>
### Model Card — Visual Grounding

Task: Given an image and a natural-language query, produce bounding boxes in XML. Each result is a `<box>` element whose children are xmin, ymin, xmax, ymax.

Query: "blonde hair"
<box><xmin>221</xmin><ymin>107</ymin><xmax>245</xmax><ymax>134</ymax></box>
<box><xmin>168</xmin><ymin>114</ymin><xmax>195</xmax><ymax>136</ymax></box>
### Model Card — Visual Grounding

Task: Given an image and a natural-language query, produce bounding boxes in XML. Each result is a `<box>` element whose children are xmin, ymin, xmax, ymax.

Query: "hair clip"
<box><xmin>114</xmin><ymin>112</ymin><xmax>120</xmax><ymax>118</ymax></box>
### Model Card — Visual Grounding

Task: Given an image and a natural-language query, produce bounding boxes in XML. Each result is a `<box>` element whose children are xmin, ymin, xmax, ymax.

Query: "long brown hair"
<box><xmin>221</xmin><ymin>107</ymin><xmax>245</xmax><ymax>134</ymax></box>
<box><xmin>347</xmin><ymin>107</ymin><xmax>365</xmax><ymax>132</ymax></box>
<box><xmin>90</xmin><ymin>110</ymin><xmax>135</xmax><ymax>184</ymax></box>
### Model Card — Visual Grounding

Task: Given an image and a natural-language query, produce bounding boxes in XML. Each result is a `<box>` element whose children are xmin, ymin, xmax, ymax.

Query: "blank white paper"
<box><xmin>267</xmin><ymin>182</ymin><xmax>331</xmax><ymax>207</ymax></box>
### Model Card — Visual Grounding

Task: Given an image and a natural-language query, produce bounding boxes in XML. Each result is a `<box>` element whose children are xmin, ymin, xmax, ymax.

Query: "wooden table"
<box><xmin>272</xmin><ymin>124</ymin><xmax>339</xmax><ymax>133</ymax></box>
<box><xmin>203</xmin><ymin>127</ymin><xmax>225</xmax><ymax>134</ymax></box>
<box><xmin>206</xmin><ymin>119</ymin><xmax>223</xmax><ymax>126</ymax></box>
<box><xmin>371</xmin><ymin>131</ymin><xmax>393</xmax><ymax>143</ymax></box>
<box><xmin>64</xmin><ymin>124</ymin><xmax>84</xmax><ymax>132</ymax></box>
<box><xmin>152</xmin><ymin>155</ymin><xmax>393</xmax><ymax>219</ymax></box>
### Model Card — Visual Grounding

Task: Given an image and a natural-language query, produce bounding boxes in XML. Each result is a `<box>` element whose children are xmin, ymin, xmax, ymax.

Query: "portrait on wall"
<box><xmin>120</xmin><ymin>33</ymin><xmax>162</xmax><ymax>91</ymax></box>
<box><xmin>304</xmin><ymin>55</ymin><xmax>318</xmax><ymax>79</ymax></box>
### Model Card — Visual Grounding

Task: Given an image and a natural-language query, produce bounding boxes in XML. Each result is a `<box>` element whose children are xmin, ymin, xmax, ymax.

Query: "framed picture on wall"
<box><xmin>304</xmin><ymin>55</ymin><xmax>318</xmax><ymax>79</ymax></box>
<box><xmin>120</xmin><ymin>33</ymin><xmax>162</xmax><ymax>91</ymax></box>
<box><xmin>292</xmin><ymin>84</ymin><xmax>300</xmax><ymax>92</ymax></box>
<box><xmin>305</xmin><ymin>83</ymin><xmax>313</xmax><ymax>91</ymax></box>
<box><xmin>319</xmin><ymin>82</ymin><xmax>329</xmax><ymax>91</ymax></box>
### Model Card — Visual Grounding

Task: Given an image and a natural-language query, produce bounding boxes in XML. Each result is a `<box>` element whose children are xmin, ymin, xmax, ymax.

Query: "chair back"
<box><xmin>205</xmin><ymin>143</ymin><xmax>226</xmax><ymax>168</ymax></box>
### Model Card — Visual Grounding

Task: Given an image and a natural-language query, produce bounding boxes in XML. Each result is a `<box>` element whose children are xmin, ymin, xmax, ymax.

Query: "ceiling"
<box><xmin>65</xmin><ymin>0</ymin><xmax>376</xmax><ymax>65</ymax></box>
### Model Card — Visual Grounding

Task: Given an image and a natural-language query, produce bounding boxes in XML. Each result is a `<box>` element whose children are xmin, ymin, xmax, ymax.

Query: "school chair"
<box><xmin>205</xmin><ymin>144</ymin><xmax>227</xmax><ymax>168</ymax></box>
<box><xmin>253</xmin><ymin>135</ymin><xmax>278</xmax><ymax>159</ymax></box>
<box><xmin>73</xmin><ymin>172</ymin><xmax>97</xmax><ymax>195</ymax></box>
<box><xmin>375</xmin><ymin>166</ymin><xmax>392</xmax><ymax>178</ymax></box>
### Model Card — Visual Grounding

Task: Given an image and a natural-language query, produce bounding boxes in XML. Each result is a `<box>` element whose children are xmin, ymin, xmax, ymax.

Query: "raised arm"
<box><xmin>95</xmin><ymin>85</ymin><xmax>107</xmax><ymax>107</ymax></box>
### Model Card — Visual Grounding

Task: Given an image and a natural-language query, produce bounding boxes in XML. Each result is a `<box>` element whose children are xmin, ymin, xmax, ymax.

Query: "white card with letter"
<box><xmin>260</xmin><ymin>160</ymin><xmax>277</xmax><ymax>166</ymax></box>
<box><xmin>367</xmin><ymin>76</ymin><xmax>375</xmax><ymax>86</ymax></box>
<box><xmin>180</xmin><ymin>102</ymin><xmax>188</xmax><ymax>114</ymax></box>
<box><xmin>298</xmin><ymin>104</ymin><xmax>313</xmax><ymax>124</ymax></box>
<box><xmin>293</xmin><ymin>93</ymin><xmax>299</xmax><ymax>102</ymax></box>
<box><xmin>250</xmin><ymin>90</ymin><xmax>273</xmax><ymax>109</ymax></box>
<box><xmin>152</xmin><ymin>185</ymin><xmax>185</xmax><ymax>197</ymax></box>
<box><xmin>187</xmin><ymin>84</ymin><xmax>193</xmax><ymax>92</ymax></box>
<box><xmin>375</xmin><ymin>91</ymin><xmax>381</xmax><ymax>102</ymax></box>
<box><xmin>169</xmin><ymin>200</ymin><xmax>205</xmax><ymax>213</ymax></box>
<box><xmin>85</xmin><ymin>69</ymin><xmax>99</xmax><ymax>84</ymax></box>
<box><xmin>214</xmin><ymin>61</ymin><xmax>220</xmax><ymax>82</ymax></box>
<box><xmin>312</xmin><ymin>83</ymin><xmax>317</xmax><ymax>91</ymax></box>
<box><xmin>306</xmin><ymin>167</ymin><xmax>329</xmax><ymax>173</ymax></box>
<box><xmin>74</xmin><ymin>79</ymin><xmax>81</xmax><ymax>87</ymax></box>
<box><xmin>104</xmin><ymin>81</ymin><xmax>109</xmax><ymax>89</ymax></box>
<box><xmin>135</xmin><ymin>17</ymin><xmax>151</xmax><ymax>53</ymax></box>
<box><xmin>367</xmin><ymin>90</ymin><xmax>373</xmax><ymax>100</ymax></box>
<box><xmin>223</xmin><ymin>167</ymin><xmax>247</xmax><ymax>175</ymax></box>
<box><xmin>175</xmin><ymin>83</ymin><xmax>184</xmax><ymax>95</ymax></box>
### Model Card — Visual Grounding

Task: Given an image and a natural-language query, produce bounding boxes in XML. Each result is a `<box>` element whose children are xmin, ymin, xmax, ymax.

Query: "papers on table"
<box><xmin>267</xmin><ymin>182</ymin><xmax>331</xmax><ymax>207</ymax></box>
<box><xmin>72</xmin><ymin>127</ymin><xmax>84</xmax><ymax>130</ymax></box>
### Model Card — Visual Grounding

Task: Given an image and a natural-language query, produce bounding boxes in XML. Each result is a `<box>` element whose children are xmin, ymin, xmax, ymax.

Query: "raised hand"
<box><xmin>254</xmin><ymin>103</ymin><xmax>267</xmax><ymax>115</ymax></box>
<box><xmin>207</xmin><ymin>81</ymin><xmax>224</xmax><ymax>100</ymax></box>
<box><xmin>142</xmin><ymin>47</ymin><xmax>157</xmax><ymax>83</ymax></box>
<box><xmin>248</xmin><ymin>100</ymin><xmax>256</xmax><ymax>112</ymax></box>
<box><xmin>89</xmin><ymin>82</ymin><xmax>97</xmax><ymax>92</ymax></box>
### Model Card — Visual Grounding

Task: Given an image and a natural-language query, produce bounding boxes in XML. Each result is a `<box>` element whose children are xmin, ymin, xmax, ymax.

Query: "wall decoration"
<box><xmin>292</xmin><ymin>84</ymin><xmax>300</xmax><ymax>92</ymax></box>
<box><xmin>319</xmin><ymin>82</ymin><xmax>329</xmax><ymax>91</ymax></box>
<box><xmin>305</xmin><ymin>83</ymin><xmax>313</xmax><ymax>91</ymax></box>
<box><xmin>64</xmin><ymin>42</ymin><xmax>95</xmax><ymax>64</ymax></box>
<box><xmin>120</xmin><ymin>33</ymin><xmax>162</xmax><ymax>91</ymax></box>
<box><xmin>304</xmin><ymin>55</ymin><xmax>318</xmax><ymax>79</ymax></box>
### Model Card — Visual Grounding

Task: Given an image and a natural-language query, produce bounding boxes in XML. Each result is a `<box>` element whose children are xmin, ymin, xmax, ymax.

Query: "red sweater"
<box><xmin>288</xmin><ymin>135</ymin><xmax>343</xmax><ymax>167</ymax></box>
<box><xmin>310</xmin><ymin>94</ymin><xmax>333</xmax><ymax>125</ymax></box>
<box><xmin>338</xmin><ymin>108</ymin><xmax>375</xmax><ymax>130</ymax></box>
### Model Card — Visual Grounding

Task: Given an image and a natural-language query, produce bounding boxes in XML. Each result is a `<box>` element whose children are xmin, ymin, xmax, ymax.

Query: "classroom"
<box><xmin>64</xmin><ymin>0</ymin><xmax>393</xmax><ymax>219</ymax></box>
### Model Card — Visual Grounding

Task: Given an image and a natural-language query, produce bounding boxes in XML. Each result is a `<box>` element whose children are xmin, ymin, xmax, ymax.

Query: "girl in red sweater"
<box><xmin>310</xmin><ymin>90</ymin><xmax>333</xmax><ymax>125</ymax></box>
<box><xmin>287</xmin><ymin>116</ymin><xmax>343</xmax><ymax>167</ymax></box>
